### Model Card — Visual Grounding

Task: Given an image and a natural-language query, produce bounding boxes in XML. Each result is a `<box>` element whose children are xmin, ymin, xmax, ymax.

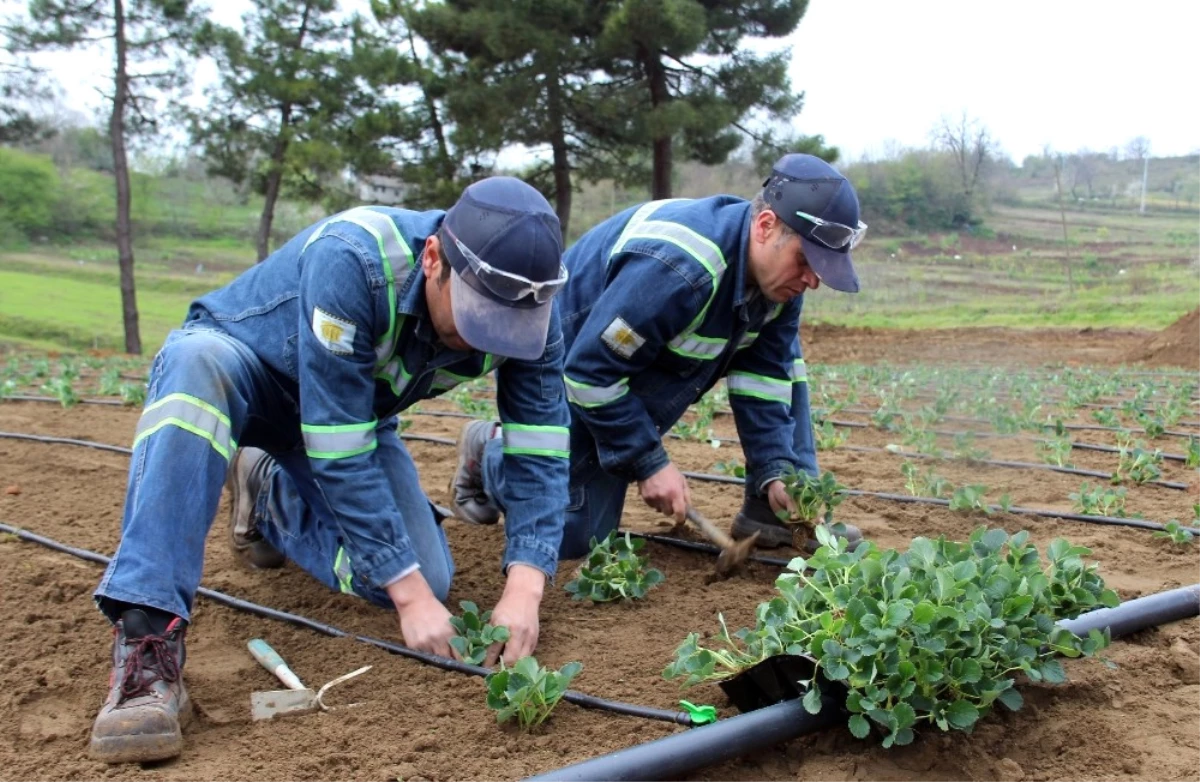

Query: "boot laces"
<box><xmin>120</xmin><ymin>633</ymin><xmax>180</xmax><ymax>701</ymax></box>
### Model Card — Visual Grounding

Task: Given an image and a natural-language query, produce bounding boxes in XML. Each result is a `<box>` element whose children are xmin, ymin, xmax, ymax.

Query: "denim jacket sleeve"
<box><xmin>295</xmin><ymin>235</ymin><xmax>419</xmax><ymax>588</ymax></box>
<box><xmin>726</xmin><ymin>296</ymin><xmax>815</xmax><ymax>491</ymax></box>
<box><xmin>494</xmin><ymin>310</ymin><xmax>571</xmax><ymax>579</ymax></box>
<box><xmin>563</xmin><ymin>254</ymin><xmax>705</xmax><ymax>481</ymax></box>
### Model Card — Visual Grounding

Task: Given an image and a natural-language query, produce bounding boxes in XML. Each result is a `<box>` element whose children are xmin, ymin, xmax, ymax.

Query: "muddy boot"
<box><xmin>731</xmin><ymin>494</ymin><xmax>864</xmax><ymax>553</ymax></box>
<box><xmin>227</xmin><ymin>447</ymin><xmax>285</xmax><ymax>569</ymax></box>
<box><xmin>449</xmin><ymin>420</ymin><xmax>502</xmax><ymax>525</ymax></box>
<box><xmin>88</xmin><ymin>609</ymin><xmax>192</xmax><ymax>764</ymax></box>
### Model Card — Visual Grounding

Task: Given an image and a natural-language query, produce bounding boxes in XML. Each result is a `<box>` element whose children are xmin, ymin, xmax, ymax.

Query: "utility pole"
<box><xmin>1139</xmin><ymin>150</ymin><xmax>1150</xmax><ymax>214</ymax></box>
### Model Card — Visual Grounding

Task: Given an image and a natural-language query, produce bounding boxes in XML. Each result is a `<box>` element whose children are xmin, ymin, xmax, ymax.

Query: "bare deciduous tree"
<box><xmin>931</xmin><ymin>111</ymin><xmax>996</xmax><ymax>201</ymax></box>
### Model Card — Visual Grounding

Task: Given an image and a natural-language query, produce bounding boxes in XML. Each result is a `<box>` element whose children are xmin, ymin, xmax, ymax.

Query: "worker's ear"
<box><xmin>422</xmin><ymin>235</ymin><xmax>442</xmax><ymax>279</ymax></box>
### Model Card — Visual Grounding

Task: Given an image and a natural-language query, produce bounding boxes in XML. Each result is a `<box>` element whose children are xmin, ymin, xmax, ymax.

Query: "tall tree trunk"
<box><xmin>546</xmin><ymin>67</ymin><xmax>572</xmax><ymax>239</ymax></box>
<box><xmin>111</xmin><ymin>0</ymin><xmax>141</xmax><ymax>355</ymax></box>
<box><xmin>255</xmin><ymin>109</ymin><xmax>290</xmax><ymax>262</ymax></box>
<box><xmin>255</xmin><ymin>0</ymin><xmax>313</xmax><ymax>262</ymax></box>
<box><xmin>644</xmin><ymin>50</ymin><xmax>671</xmax><ymax>200</ymax></box>
<box><xmin>406</xmin><ymin>25</ymin><xmax>453</xmax><ymax>182</ymax></box>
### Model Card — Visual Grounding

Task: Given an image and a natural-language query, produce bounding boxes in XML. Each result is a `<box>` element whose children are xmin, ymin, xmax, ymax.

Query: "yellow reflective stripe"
<box><xmin>564</xmin><ymin>375</ymin><xmax>629</xmax><ymax>407</ymax></box>
<box><xmin>791</xmin><ymin>359</ymin><xmax>808</xmax><ymax>383</ymax></box>
<box><xmin>333</xmin><ymin>547</ymin><xmax>354</xmax><ymax>594</ymax></box>
<box><xmin>301</xmin><ymin>421</ymin><xmax>378</xmax><ymax>459</ymax></box>
<box><xmin>727</xmin><ymin>371</ymin><xmax>791</xmax><ymax>404</ymax></box>
<box><xmin>134</xmin><ymin>393</ymin><xmax>237</xmax><ymax>461</ymax></box>
<box><xmin>503</xmin><ymin>424</ymin><xmax>569</xmax><ymax>458</ymax></box>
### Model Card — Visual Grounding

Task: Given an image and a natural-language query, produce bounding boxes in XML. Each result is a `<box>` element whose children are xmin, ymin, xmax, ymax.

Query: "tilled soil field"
<box><xmin>1</xmin><ymin>325</ymin><xmax>1197</xmax><ymax>781</ymax></box>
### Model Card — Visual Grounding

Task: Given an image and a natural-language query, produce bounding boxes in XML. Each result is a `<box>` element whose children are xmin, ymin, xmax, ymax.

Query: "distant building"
<box><xmin>357</xmin><ymin>174</ymin><xmax>409</xmax><ymax>206</ymax></box>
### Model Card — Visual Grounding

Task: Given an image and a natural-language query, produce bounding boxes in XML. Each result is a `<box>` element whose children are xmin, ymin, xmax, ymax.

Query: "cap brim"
<box><xmin>800</xmin><ymin>237</ymin><xmax>860</xmax><ymax>293</ymax></box>
<box><xmin>450</xmin><ymin>270</ymin><xmax>551</xmax><ymax>360</ymax></box>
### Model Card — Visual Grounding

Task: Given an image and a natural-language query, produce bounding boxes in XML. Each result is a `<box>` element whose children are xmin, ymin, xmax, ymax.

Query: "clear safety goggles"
<box><xmin>794</xmin><ymin>210</ymin><xmax>868</xmax><ymax>251</ymax></box>
<box><xmin>443</xmin><ymin>225</ymin><xmax>569</xmax><ymax>304</ymax></box>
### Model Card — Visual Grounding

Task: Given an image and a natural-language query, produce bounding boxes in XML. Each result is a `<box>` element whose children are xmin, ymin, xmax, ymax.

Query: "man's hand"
<box><xmin>765</xmin><ymin>479</ymin><xmax>796</xmax><ymax>519</ymax></box>
<box><xmin>485</xmin><ymin>564</ymin><xmax>545</xmax><ymax>667</ymax></box>
<box><xmin>638</xmin><ymin>461</ymin><xmax>691</xmax><ymax>522</ymax></box>
<box><xmin>386</xmin><ymin>569</ymin><xmax>457</xmax><ymax>658</ymax></box>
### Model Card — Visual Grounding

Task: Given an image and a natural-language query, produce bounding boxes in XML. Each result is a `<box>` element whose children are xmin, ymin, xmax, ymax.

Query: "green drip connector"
<box><xmin>679</xmin><ymin>700</ymin><xmax>717</xmax><ymax>725</ymax></box>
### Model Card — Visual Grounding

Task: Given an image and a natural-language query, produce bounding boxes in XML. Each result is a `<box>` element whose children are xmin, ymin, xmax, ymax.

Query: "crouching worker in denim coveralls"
<box><xmin>452</xmin><ymin>154</ymin><xmax>866</xmax><ymax>561</ymax></box>
<box><xmin>88</xmin><ymin>177</ymin><xmax>572</xmax><ymax>764</ymax></box>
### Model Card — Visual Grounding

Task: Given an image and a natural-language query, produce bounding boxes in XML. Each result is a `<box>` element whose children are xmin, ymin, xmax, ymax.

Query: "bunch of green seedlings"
<box><xmin>485</xmin><ymin>656</ymin><xmax>582</xmax><ymax>730</ymax></box>
<box><xmin>1186</xmin><ymin>438</ymin><xmax>1200</xmax><ymax>470</ymax></box>
<box><xmin>949</xmin><ymin>485</ymin><xmax>992</xmax><ymax>514</ymax></box>
<box><xmin>1091</xmin><ymin>408</ymin><xmax>1120</xmax><ymax>428</ymax></box>
<box><xmin>664</xmin><ymin>526</ymin><xmax>1117</xmax><ymax>747</ymax></box>
<box><xmin>778</xmin><ymin>468</ymin><xmax>847</xmax><ymax>529</ymax></box>
<box><xmin>1036</xmin><ymin>435</ymin><xmax>1074</xmax><ymax>468</ymax></box>
<box><xmin>815</xmin><ymin>419</ymin><xmax>848</xmax><ymax>451</ymax></box>
<box><xmin>1112</xmin><ymin>448</ymin><xmax>1163</xmax><ymax>485</ymax></box>
<box><xmin>951</xmin><ymin>432</ymin><xmax>990</xmax><ymax>462</ymax></box>
<box><xmin>713</xmin><ymin>459</ymin><xmax>746</xmax><ymax>479</ymax></box>
<box><xmin>673</xmin><ymin>391</ymin><xmax>719</xmax><ymax>442</ymax></box>
<box><xmin>449</xmin><ymin>601</ymin><xmax>511</xmax><ymax>665</ymax></box>
<box><xmin>1151</xmin><ymin>520</ymin><xmax>1196</xmax><ymax>546</ymax></box>
<box><xmin>900</xmin><ymin>461</ymin><xmax>952</xmax><ymax>500</ymax></box>
<box><xmin>1069</xmin><ymin>482</ymin><xmax>1128</xmax><ymax>517</ymax></box>
<box><xmin>564</xmin><ymin>531</ymin><xmax>664</xmax><ymax>602</ymax></box>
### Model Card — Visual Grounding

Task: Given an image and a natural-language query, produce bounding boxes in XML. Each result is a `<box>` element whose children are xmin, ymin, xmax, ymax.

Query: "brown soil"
<box><xmin>1124</xmin><ymin>308</ymin><xmax>1200</xmax><ymax>370</ymax></box>
<box><xmin>1</xmin><ymin>328</ymin><xmax>1198</xmax><ymax>781</ymax></box>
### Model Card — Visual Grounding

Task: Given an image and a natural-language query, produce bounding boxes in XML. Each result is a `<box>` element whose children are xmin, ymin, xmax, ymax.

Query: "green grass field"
<box><xmin>1</xmin><ymin>193</ymin><xmax>1196</xmax><ymax>353</ymax></box>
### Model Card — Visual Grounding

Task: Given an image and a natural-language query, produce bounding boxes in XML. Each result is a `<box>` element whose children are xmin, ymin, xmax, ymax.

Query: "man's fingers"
<box><xmin>484</xmin><ymin>640</ymin><xmax>503</xmax><ymax>668</ymax></box>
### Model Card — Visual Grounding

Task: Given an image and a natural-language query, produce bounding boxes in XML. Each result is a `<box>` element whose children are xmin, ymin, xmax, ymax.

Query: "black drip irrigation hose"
<box><xmin>3</xmin><ymin>431</ymin><xmax>1192</xmax><ymax>538</ymax></box>
<box><xmin>629</xmin><ymin>532</ymin><xmax>792</xmax><ymax>568</ymax></box>
<box><xmin>0</xmin><ymin>522</ymin><xmax>692</xmax><ymax>726</ymax></box>
<box><xmin>1072</xmin><ymin>440</ymin><xmax>1190</xmax><ymax>463</ymax></box>
<box><xmin>1</xmin><ymin>393</ymin><xmax>127</xmax><ymax>407</ymax></box>
<box><xmin>525</xmin><ymin>583</ymin><xmax>1200</xmax><ymax>782</ymax></box>
<box><xmin>839</xmin><ymin>445</ymin><xmax>1190</xmax><ymax>491</ymax></box>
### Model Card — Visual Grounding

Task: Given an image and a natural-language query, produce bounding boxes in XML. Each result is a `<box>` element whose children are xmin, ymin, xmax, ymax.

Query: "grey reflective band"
<box><xmin>727</xmin><ymin>371</ymin><xmax>791</xmax><ymax>404</ymax></box>
<box><xmin>735</xmin><ymin>331</ymin><xmax>759</xmax><ymax>351</ymax></box>
<box><xmin>377</xmin><ymin>356</ymin><xmax>412</xmax><ymax>397</ymax></box>
<box><xmin>564</xmin><ymin>375</ymin><xmax>629</xmax><ymax>407</ymax></box>
<box><xmin>791</xmin><ymin>358</ymin><xmax>808</xmax><ymax>383</ymax></box>
<box><xmin>611</xmin><ymin>200</ymin><xmax>730</xmax><ymax>362</ymax></box>
<box><xmin>303</xmin><ymin>207</ymin><xmax>416</xmax><ymax>366</ymax></box>
<box><xmin>333</xmin><ymin>547</ymin><xmax>354</xmax><ymax>594</ymax></box>
<box><xmin>301</xmin><ymin>421</ymin><xmax>378</xmax><ymax>459</ymax></box>
<box><xmin>134</xmin><ymin>393</ymin><xmax>237</xmax><ymax>461</ymax></box>
<box><xmin>502</xmin><ymin>424</ymin><xmax>570</xmax><ymax>458</ymax></box>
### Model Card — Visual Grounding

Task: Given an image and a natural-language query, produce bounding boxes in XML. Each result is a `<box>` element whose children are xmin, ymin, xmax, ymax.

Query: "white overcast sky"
<box><xmin>22</xmin><ymin>0</ymin><xmax>1200</xmax><ymax>164</ymax></box>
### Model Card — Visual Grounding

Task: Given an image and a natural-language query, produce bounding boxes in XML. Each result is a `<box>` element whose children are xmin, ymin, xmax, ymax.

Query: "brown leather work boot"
<box><xmin>227</xmin><ymin>447</ymin><xmax>285</xmax><ymax>569</ymax></box>
<box><xmin>88</xmin><ymin>609</ymin><xmax>192</xmax><ymax>763</ymax></box>
<box><xmin>731</xmin><ymin>494</ymin><xmax>864</xmax><ymax>553</ymax></box>
<box><xmin>449</xmin><ymin>420</ymin><xmax>502</xmax><ymax>525</ymax></box>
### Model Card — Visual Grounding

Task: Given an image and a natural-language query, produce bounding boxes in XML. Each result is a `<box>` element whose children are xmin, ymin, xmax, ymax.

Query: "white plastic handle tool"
<box><xmin>247</xmin><ymin>638</ymin><xmax>307</xmax><ymax>691</ymax></box>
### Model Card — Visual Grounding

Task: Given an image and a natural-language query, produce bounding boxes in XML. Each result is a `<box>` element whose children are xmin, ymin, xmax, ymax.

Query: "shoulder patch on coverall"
<box><xmin>601</xmin><ymin>316</ymin><xmax>645</xmax><ymax>359</ymax></box>
<box><xmin>312</xmin><ymin>307</ymin><xmax>357</xmax><ymax>355</ymax></box>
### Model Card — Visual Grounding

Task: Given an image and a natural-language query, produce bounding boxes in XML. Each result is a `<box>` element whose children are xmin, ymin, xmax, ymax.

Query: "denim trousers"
<box><xmin>95</xmin><ymin>327</ymin><xmax>453</xmax><ymax>623</ymax></box>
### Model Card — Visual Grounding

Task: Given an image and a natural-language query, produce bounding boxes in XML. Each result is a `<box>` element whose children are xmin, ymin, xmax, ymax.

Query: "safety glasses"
<box><xmin>443</xmin><ymin>225</ymin><xmax>569</xmax><ymax>304</ymax></box>
<box><xmin>794</xmin><ymin>210</ymin><xmax>868</xmax><ymax>251</ymax></box>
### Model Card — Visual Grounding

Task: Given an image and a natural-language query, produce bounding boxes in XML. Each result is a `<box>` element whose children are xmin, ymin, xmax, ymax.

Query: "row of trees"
<box><xmin>2</xmin><ymin>0</ymin><xmax>831</xmax><ymax>353</ymax></box>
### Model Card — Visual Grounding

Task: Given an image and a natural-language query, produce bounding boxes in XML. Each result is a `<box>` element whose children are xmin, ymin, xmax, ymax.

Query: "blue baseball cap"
<box><xmin>762</xmin><ymin>154</ymin><xmax>864</xmax><ymax>293</ymax></box>
<box><xmin>441</xmin><ymin>177</ymin><xmax>566</xmax><ymax>360</ymax></box>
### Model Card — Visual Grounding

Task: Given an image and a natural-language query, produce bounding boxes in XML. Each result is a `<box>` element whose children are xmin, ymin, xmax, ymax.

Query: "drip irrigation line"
<box><xmin>0</xmin><ymin>522</ymin><xmax>692</xmax><ymax>727</ymax></box>
<box><xmin>840</xmin><ymin>445</ymin><xmax>1190</xmax><ymax>491</ymax></box>
<box><xmin>0</xmin><ymin>431</ymin><xmax>134</xmax><ymax>455</ymax></box>
<box><xmin>1</xmin><ymin>393</ymin><xmax>127</xmax><ymax>406</ymax></box>
<box><xmin>628</xmin><ymin>532</ymin><xmax>792</xmax><ymax>568</ymax></box>
<box><xmin>1071</xmin><ymin>440</ymin><xmax>1189</xmax><ymax>463</ymax></box>
<box><xmin>524</xmin><ymin>583</ymin><xmax>1200</xmax><ymax>782</ymax></box>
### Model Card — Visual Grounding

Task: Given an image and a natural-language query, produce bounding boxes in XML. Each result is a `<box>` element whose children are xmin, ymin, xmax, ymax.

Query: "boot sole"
<box><xmin>88</xmin><ymin>694</ymin><xmax>193</xmax><ymax>764</ymax></box>
<box><xmin>731</xmin><ymin>514</ymin><xmax>795</xmax><ymax>549</ymax></box>
<box><xmin>227</xmin><ymin>452</ymin><xmax>285</xmax><ymax>569</ymax></box>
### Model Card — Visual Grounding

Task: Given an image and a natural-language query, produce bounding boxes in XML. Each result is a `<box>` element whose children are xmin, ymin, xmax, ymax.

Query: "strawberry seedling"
<box><xmin>779</xmin><ymin>468</ymin><xmax>846</xmax><ymax>527</ymax></box>
<box><xmin>1091</xmin><ymin>408</ymin><xmax>1120</xmax><ymax>427</ymax></box>
<box><xmin>449</xmin><ymin>601</ymin><xmax>511</xmax><ymax>666</ymax></box>
<box><xmin>713</xmin><ymin>459</ymin><xmax>746</xmax><ymax>479</ymax></box>
<box><xmin>1185</xmin><ymin>437</ymin><xmax>1199</xmax><ymax>470</ymax></box>
<box><xmin>949</xmin><ymin>484</ymin><xmax>990</xmax><ymax>514</ymax></box>
<box><xmin>485</xmin><ymin>656</ymin><xmax>582</xmax><ymax>731</ymax></box>
<box><xmin>1151</xmin><ymin>520</ymin><xmax>1195</xmax><ymax>546</ymax></box>
<box><xmin>814</xmin><ymin>419</ymin><xmax>848</xmax><ymax>451</ymax></box>
<box><xmin>901</xmin><ymin>461</ymin><xmax>951</xmax><ymax>499</ymax></box>
<box><xmin>1036</xmin><ymin>435</ymin><xmax>1074</xmax><ymax>468</ymax></box>
<box><xmin>1070</xmin><ymin>482</ymin><xmax>1127</xmax><ymax>517</ymax></box>
<box><xmin>1113</xmin><ymin>448</ymin><xmax>1163</xmax><ymax>485</ymax></box>
<box><xmin>666</xmin><ymin>526</ymin><xmax>1117</xmax><ymax>748</ymax></box>
<box><xmin>564</xmin><ymin>531</ymin><xmax>664</xmax><ymax>602</ymax></box>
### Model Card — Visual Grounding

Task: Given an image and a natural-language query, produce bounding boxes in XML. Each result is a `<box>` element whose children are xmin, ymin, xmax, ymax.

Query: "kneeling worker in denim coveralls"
<box><xmin>453</xmin><ymin>154</ymin><xmax>865</xmax><ymax>558</ymax></box>
<box><xmin>89</xmin><ymin>177</ymin><xmax>571</xmax><ymax>763</ymax></box>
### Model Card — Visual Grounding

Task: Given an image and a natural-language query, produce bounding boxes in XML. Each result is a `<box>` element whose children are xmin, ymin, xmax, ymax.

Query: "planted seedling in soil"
<box><xmin>1091</xmin><ymin>408</ymin><xmax>1120</xmax><ymax>428</ymax></box>
<box><xmin>485</xmin><ymin>656</ymin><xmax>582</xmax><ymax>731</ymax></box>
<box><xmin>815</xmin><ymin>419</ymin><xmax>848</xmax><ymax>451</ymax></box>
<box><xmin>951</xmin><ymin>432</ymin><xmax>990</xmax><ymax>461</ymax></box>
<box><xmin>1070</xmin><ymin>482</ymin><xmax>1127</xmax><ymax>517</ymax></box>
<box><xmin>1113</xmin><ymin>448</ymin><xmax>1163</xmax><ymax>485</ymax></box>
<box><xmin>901</xmin><ymin>461</ymin><xmax>952</xmax><ymax>499</ymax></box>
<box><xmin>1185</xmin><ymin>437</ymin><xmax>1199</xmax><ymax>470</ymax></box>
<box><xmin>1036</xmin><ymin>435</ymin><xmax>1074</xmax><ymax>468</ymax></box>
<box><xmin>713</xmin><ymin>459</ymin><xmax>746</xmax><ymax>478</ymax></box>
<box><xmin>949</xmin><ymin>484</ymin><xmax>991</xmax><ymax>514</ymax></box>
<box><xmin>449</xmin><ymin>601</ymin><xmax>511</xmax><ymax>665</ymax></box>
<box><xmin>1151</xmin><ymin>520</ymin><xmax>1195</xmax><ymax>546</ymax></box>
<box><xmin>779</xmin><ymin>468</ymin><xmax>847</xmax><ymax>529</ymax></box>
<box><xmin>564</xmin><ymin>531</ymin><xmax>664</xmax><ymax>602</ymax></box>
<box><xmin>665</xmin><ymin>526</ymin><xmax>1117</xmax><ymax>748</ymax></box>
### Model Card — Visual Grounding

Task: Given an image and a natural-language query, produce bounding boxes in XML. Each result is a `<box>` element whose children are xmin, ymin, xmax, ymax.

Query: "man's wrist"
<box><xmin>503</xmin><ymin>563</ymin><xmax>547</xmax><ymax>601</ymax></box>
<box><xmin>385</xmin><ymin>568</ymin><xmax>434</xmax><ymax>610</ymax></box>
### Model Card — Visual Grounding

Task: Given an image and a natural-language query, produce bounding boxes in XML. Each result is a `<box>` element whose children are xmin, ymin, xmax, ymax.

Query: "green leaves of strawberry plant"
<box><xmin>665</xmin><ymin>526</ymin><xmax>1118</xmax><ymax>748</ymax></box>
<box><xmin>485</xmin><ymin>656</ymin><xmax>581</xmax><ymax>731</ymax></box>
<box><xmin>448</xmin><ymin>601</ymin><xmax>510</xmax><ymax>665</ymax></box>
<box><xmin>564</xmin><ymin>531</ymin><xmax>664</xmax><ymax>602</ymax></box>
<box><xmin>780</xmin><ymin>468</ymin><xmax>846</xmax><ymax>526</ymax></box>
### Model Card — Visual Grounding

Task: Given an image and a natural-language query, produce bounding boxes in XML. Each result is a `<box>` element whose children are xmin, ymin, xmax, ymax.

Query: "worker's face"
<box><xmin>422</xmin><ymin>236</ymin><xmax>471</xmax><ymax>352</ymax></box>
<box><xmin>747</xmin><ymin>210</ymin><xmax>821</xmax><ymax>303</ymax></box>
